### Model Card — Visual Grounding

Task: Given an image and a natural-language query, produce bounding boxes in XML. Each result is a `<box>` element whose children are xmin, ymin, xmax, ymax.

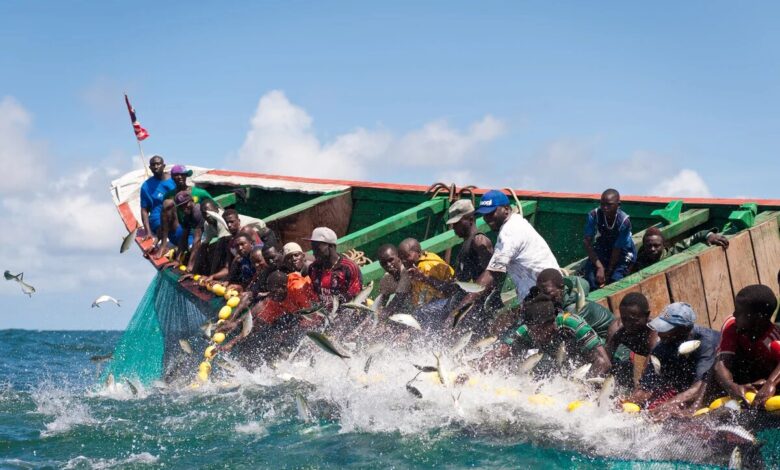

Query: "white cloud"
<box><xmin>235</xmin><ymin>90</ymin><xmax>505</xmax><ymax>181</ymax></box>
<box><xmin>0</xmin><ymin>96</ymin><xmax>47</xmax><ymax>194</ymax></box>
<box><xmin>650</xmin><ymin>169</ymin><xmax>712</xmax><ymax>198</ymax></box>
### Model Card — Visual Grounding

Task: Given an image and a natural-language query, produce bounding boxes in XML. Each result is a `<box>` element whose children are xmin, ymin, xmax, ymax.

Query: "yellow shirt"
<box><xmin>411</xmin><ymin>251</ymin><xmax>455</xmax><ymax>305</ymax></box>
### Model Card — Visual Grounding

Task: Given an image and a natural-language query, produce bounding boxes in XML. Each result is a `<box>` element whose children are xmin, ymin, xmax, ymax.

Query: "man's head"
<box><xmin>222</xmin><ymin>209</ymin><xmax>241</xmax><ymax>236</ymax></box>
<box><xmin>642</xmin><ymin>227</ymin><xmax>665</xmax><ymax>262</ymax></box>
<box><xmin>733</xmin><ymin>284</ymin><xmax>778</xmax><ymax>334</ymax></box>
<box><xmin>174</xmin><ymin>191</ymin><xmax>194</xmax><ymax>214</ymax></box>
<box><xmin>619</xmin><ymin>292</ymin><xmax>651</xmax><ymax>334</ymax></box>
<box><xmin>305</xmin><ymin>227</ymin><xmax>338</xmax><ymax>263</ymax></box>
<box><xmin>262</xmin><ymin>244</ymin><xmax>283</xmax><ymax>269</ymax></box>
<box><xmin>535</xmin><ymin>268</ymin><xmax>565</xmax><ymax>305</ymax></box>
<box><xmin>170</xmin><ymin>164</ymin><xmax>193</xmax><ymax>189</ymax></box>
<box><xmin>149</xmin><ymin>155</ymin><xmax>165</xmax><ymax>178</ymax></box>
<box><xmin>200</xmin><ymin>198</ymin><xmax>218</xmax><ymax>214</ymax></box>
<box><xmin>283</xmin><ymin>242</ymin><xmax>306</xmax><ymax>272</ymax></box>
<box><xmin>447</xmin><ymin>199</ymin><xmax>476</xmax><ymax>239</ymax></box>
<box><xmin>377</xmin><ymin>244</ymin><xmax>403</xmax><ymax>279</ymax></box>
<box><xmin>475</xmin><ymin>190</ymin><xmax>511</xmax><ymax>231</ymax></box>
<box><xmin>234</xmin><ymin>233</ymin><xmax>253</xmax><ymax>258</ymax></box>
<box><xmin>600</xmin><ymin>189</ymin><xmax>620</xmax><ymax>219</ymax></box>
<box><xmin>648</xmin><ymin>302</ymin><xmax>695</xmax><ymax>343</ymax></box>
<box><xmin>398</xmin><ymin>238</ymin><xmax>422</xmax><ymax>268</ymax></box>
<box><xmin>267</xmin><ymin>270</ymin><xmax>289</xmax><ymax>302</ymax></box>
<box><xmin>250</xmin><ymin>246</ymin><xmax>267</xmax><ymax>271</ymax></box>
<box><xmin>522</xmin><ymin>294</ymin><xmax>559</xmax><ymax>344</ymax></box>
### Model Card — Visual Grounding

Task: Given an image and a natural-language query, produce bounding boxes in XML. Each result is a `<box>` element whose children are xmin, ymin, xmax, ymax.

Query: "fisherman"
<box><xmin>483</xmin><ymin>295</ymin><xmax>612</xmax><ymax>377</ymax></box>
<box><xmin>226</xmin><ymin>233</ymin><xmax>256</xmax><ymax>289</ymax></box>
<box><xmin>190</xmin><ymin>198</ymin><xmax>232</xmax><ymax>275</ymax></box>
<box><xmin>582</xmin><ymin>189</ymin><xmax>636</xmax><ymax>289</ymax></box>
<box><xmin>714</xmin><ymin>284</ymin><xmax>780</xmax><ymax>409</ymax></box>
<box><xmin>398</xmin><ymin>238</ymin><xmax>454</xmax><ymax>306</ymax></box>
<box><xmin>247</xmin><ymin>244</ymin><xmax>284</xmax><ymax>297</ymax></box>
<box><xmin>631</xmin><ymin>226</ymin><xmax>729</xmax><ymax>273</ymax></box>
<box><xmin>153</xmin><ymin>165</ymin><xmax>213</xmax><ymax>259</ymax></box>
<box><xmin>139</xmin><ymin>155</ymin><xmax>175</xmax><ymax>246</ymax></box>
<box><xmin>625</xmin><ymin>302</ymin><xmax>720</xmax><ymax>418</ymax></box>
<box><xmin>281</xmin><ymin>242</ymin><xmax>311</xmax><ymax>276</ymax></box>
<box><xmin>172</xmin><ymin>191</ymin><xmax>206</xmax><ymax>273</ymax></box>
<box><xmin>306</xmin><ymin>227</ymin><xmax>363</xmax><ymax>305</ymax></box>
<box><xmin>526</xmin><ymin>268</ymin><xmax>615</xmax><ymax>339</ymax></box>
<box><xmin>377</xmin><ymin>244</ymin><xmax>412</xmax><ymax>314</ymax></box>
<box><xmin>605</xmin><ymin>292</ymin><xmax>659</xmax><ymax>387</ymax></box>
<box><xmin>201</xmin><ymin>209</ymin><xmax>243</xmax><ymax>283</ymax></box>
<box><xmin>455</xmin><ymin>190</ymin><xmax>560</xmax><ymax>327</ymax></box>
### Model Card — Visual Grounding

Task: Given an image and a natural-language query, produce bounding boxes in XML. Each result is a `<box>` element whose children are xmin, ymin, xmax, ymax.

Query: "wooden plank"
<box><xmin>749</xmin><ymin>217</ymin><xmax>780</xmax><ymax>297</ymax></box>
<box><xmin>725</xmin><ymin>231</ymin><xmax>759</xmax><ymax>295</ymax></box>
<box><xmin>607</xmin><ymin>284</ymin><xmax>641</xmax><ymax>315</ymax></box>
<box><xmin>596</xmin><ymin>298</ymin><xmax>609</xmax><ymax>310</ymax></box>
<box><xmin>697</xmin><ymin>246</ymin><xmax>734</xmax><ymax>331</ymax></box>
<box><xmin>264</xmin><ymin>190</ymin><xmax>351</xmax><ymax>224</ymax></box>
<box><xmin>639</xmin><ymin>273</ymin><xmax>671</xmax><ymax>317</ymax></box>
<box><xmin>267</xmin><ymin>191</ymin><xmax>354</xmax><ymax>251</ymax></box>
<box><xmin>337</xmin><ymin>198</ymin><xmax>447</xmax><ymax>252</ymax></box>
<box><xmin>666</xmin><ymin>259</ymin><xmax>710</xmax><ymax>327</ymax></box>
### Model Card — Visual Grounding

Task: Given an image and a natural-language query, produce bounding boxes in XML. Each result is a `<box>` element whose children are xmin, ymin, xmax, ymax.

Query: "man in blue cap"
<box><xmin>453</xmin><ymin>190</ymin><xmax>560</xmax><ymax>329</ymax></box>
<box><xmin>624</xmin><ymin>302</ymin><xmax>719</xmax><ymax>418</ymax></box>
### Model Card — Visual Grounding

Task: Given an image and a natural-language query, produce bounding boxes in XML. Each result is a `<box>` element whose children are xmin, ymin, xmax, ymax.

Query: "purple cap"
<box><xmin>170</xmin><ymin>165</ymin><xmax>193</xmax><ymax>177</ymax></box>
<box><xmin>475</xmin><ymin>190</ymin><xmax>511</xmax><ymax>215</ymax></box>
<box><xmin>174</xmin><ymin>191</ymin><xmax>193</xmax><ymax>207</ymax></box>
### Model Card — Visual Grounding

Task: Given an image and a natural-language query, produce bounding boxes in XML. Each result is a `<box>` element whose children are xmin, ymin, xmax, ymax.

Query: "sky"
<box><xmin>0</xmin><ymin>1</ymin><xmax>778</xmax><ymax>330</ymax></box>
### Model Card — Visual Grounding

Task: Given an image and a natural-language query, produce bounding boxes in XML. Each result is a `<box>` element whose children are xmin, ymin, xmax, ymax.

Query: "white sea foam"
<box><xmin>63</xmin><ymin>452</ymin><xmax>159</xmax><ymax>469</ymax></box>
<box><xmin>235</xmin><ymin>421</ymin><xmax>269</xmax><ymax>437</ymax></box>
<box><xmin>31</xmin><ymin>383</ymin><xmax>95</xmax><ymax>438</ymax></box>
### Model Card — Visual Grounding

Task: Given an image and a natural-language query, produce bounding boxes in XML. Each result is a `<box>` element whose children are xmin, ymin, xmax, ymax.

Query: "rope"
<box><xmin>344</xmin><ymin>249</ymin><xmax>372</xmax><ymax>266</ymax></box>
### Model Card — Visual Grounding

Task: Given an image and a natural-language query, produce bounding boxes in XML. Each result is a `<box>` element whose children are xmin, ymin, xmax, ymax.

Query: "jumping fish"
<box><xmin>597</xmin><ymin>376</ymin><xmax>616</xmax><ymax>409</ymax></box>
<box><xmin>178</xmin><ymin>339</ymin><xmax>193</xmax><ymax>354</ymax></box>
<box><xmin>678</xmin><ymin>340</ymin><xmax>701</xmax><ymax>355</ymax></box>
<box><xmin>92</xmin><ymin>295</ymin><xmax>121</xmax><ymax>308</ymax></box>
<box><xmin>586</xmin><ymin>377</ymin><xmax>605</xmax><ymax>385</ymax></box>
<box><xmin>295</xmin><ymin>394</ymin><xmax>314</xmax><ymax>423</ymax></box>
<box><xmin>240</xmin><ymin>312</ymin><xmax>253</xmax><ymax>338</ymax></box>
<box><xmin>406</xmin><ymin>384</ymin><xmax>423</xmax><ymax>399</ymax></box>
<box><xmin>555</xmin><ymin>342</ymin><xmax>566</xmax><ymax>367</ymax></box>
<box><xmin>389</xmin><ymin>314</ymin><xmax>422</xmax><ymax>331</ymax></box>
<box><xmin>433</xmin><ymin>352</ymin><xmax>451</xmax><ymax>387</ymax></box>
<box><xmin>575</xmin><ymin>279</ymin><xmax>587</xmax><ymax>312</ymax></box>
<box><xmin>473</xmin><ymin>336</ymin><xmax>498</xmax><ymax>350</ymax></box>
<box><xmin>120</xmin><ymin>226</ymin><xmax>138</xmax><ymax>254</ymax></box>
<box><xmin>305</xmin><ymin>332</ymin><xmax>350</xmax><ymax>359</ymax></box>
<box><xmin>201</xmin><ymin>322</ymin><xmax>215</xmax><ymax>339</ymax></box>
<box><xmin>571</xmin><ymin>363</ymin><xmax>591</xmax><ymax>381</ymax></box>
<box><xmin>363</xmin><ymin>344</ymin><xmax>386</xmax><ymax>373</ymax></box>
<box><xmin>105</xmin><ymin>373</ymin><xmax>115</xmax><ymax>388</ymax></box>
<box><xmin>412</xmin><ymin>364</ymin><xmax>438</xmax><ymax>373</ymax></box>
<box><xmin>649</xmin><ymin>355</ymin><xmax>662</xmax><ymax>374</ymax></box>
<box><xmin>330</xmin><ymin>296</ymin><xmax>340</xmax><ymax>317</ymax></box>
<box><xmin>518</xmin><ymin>352</ymin><xmax>544</xmax><ymax>375</ymax></box>
<box><xmin>90</xmin><ymin>352</ymin><xmax>113</xmax><ymax>363</ymax></box>
<box><xmin>451</xmin><ymin>302</ymin><xmax>474</xmax><ymax>328</ymax></box>
<box><xmin>205</xmin><ymin>211</ymin><xmax>231</xmax><ymax>239</ymax></box>
<box><xmin>5</xmin><ymin>272</ymin><xmax>36</xmax><ymax>297</ymax></box>
<box><xmin>451</xmin><ymin>332</ymin><xmax>473</xmax><ymax>356</ymax></box>
<box><xmin>455</xmin><ymin>281</ymin><xmax>485</xmax><ymax>294</ymax></box>
<box><xmin>124</xmin><ymin>378</ymin><xmax>138</xmax><ymax>396</ymax></box>
<box><xmin>729</xmin><ymin>446</ymin><xmax>742</xmax><ymax>469</ymax></box>
<box><xmin>353</xmin><ymin>282</ymin><xmax>374</xmax><ymax>305</ymax></box>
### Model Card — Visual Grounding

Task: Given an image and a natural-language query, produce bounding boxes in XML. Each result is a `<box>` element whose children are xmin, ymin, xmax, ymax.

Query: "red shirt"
<box><xmin>718</xmin><ymin>316</ymin><xmax>780</xmax><ymax>377</ymax></box>
<box><xmin>308</xmin><ymin>255</ymin><xmax>363</xmax><ymax>305</ymax></box>
<box><xmin>254</xmin><ymin>273</ymin><xmax>318</xmax><ymax>325</ymax></box>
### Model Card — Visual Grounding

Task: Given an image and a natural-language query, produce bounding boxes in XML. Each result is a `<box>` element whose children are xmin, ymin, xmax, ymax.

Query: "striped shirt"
<box><xmin>504</xmin><ymin>312</ymin><xmax>603</xmax><ymax>356</ymax></box>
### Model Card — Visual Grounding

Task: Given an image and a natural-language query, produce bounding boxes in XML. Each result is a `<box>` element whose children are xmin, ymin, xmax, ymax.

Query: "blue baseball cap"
<box><xmin>475</xmin><ymin>190</ymin><xmax>510</xmax><ymax>215</ymax></box>
<box><xmin>648</xmin><ymin>302</ymin><xmax>696</xmax><ymax>332</ymax></box>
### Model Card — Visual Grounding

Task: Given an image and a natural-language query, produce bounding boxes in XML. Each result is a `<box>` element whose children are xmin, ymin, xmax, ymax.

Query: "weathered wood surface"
<box><xmin>638</xmin><ymin>273</ymin><xmax>671</xmax><ymax>317</ymax></box>
<box><xmin>749</xmin><ymin>217</ymin><xmax>780</xmax><ymax>296</ymax></box>
<box><xmin>268</xmin><ymin>190</ymin><xmax>353</xmax><ymax>251</ymax></box>
<box><xmin>725</xmin><ymin>231</ymin><xmax>759</xmax><ymax>296</ymax></box>
<box><xmin>697</xmin><ymin>247</ymin><xmax>734</xmax><ymax>331</ymax></box>
<box><xmin>666</xmin><ymin>258</ymin><xmax>710</xmax><ymax>327</ymax></box>
<box><xmin>607</xmin><ymin>285</ymin><xmax>641</xmax><ymax>316</ymax></box>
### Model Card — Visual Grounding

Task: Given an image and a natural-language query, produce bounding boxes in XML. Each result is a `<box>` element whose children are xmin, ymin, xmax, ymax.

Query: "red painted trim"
<box><xmin>205</xmin><ymin>169</ymin><xmax>780</xmax><ymax>207</ymax></box>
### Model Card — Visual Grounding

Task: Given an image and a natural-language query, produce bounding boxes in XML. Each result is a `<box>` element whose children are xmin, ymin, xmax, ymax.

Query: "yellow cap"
<box><xmin>213</xmin><ymin>332</ymin><xmax>226</xmax><ymax>344</ymax></box>
<box><xmin>227</xmin><ymin>296</ymin><xmax>240</xmax><ymax>308</ymax></box>
<box><xmin>218</xmin><ymin>306</ymin><xmax>232</xmax><ymax>320</ymax></box>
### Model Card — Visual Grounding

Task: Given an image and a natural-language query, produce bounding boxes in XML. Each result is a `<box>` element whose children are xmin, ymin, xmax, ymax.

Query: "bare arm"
<box><xmin>752</xmin><ymin>360</ymin><xmax>780</xmax><ymax>408</ymax></box>
<box><xmin>606</xmin><ymin>246</ymin><xmax>621</xmax><ymax>279</ymax></box>
<box><xmin>587</xmin><ymin>344</ymin><xmax>612</xmax><ymax>377</ymax></box>
<box><xmin>715</xmin><ymin>355</ymin><xmax>756</xmax><ymax>401</ymax></box>
<box><xmin>140</xmin><ymin>207</ymin><xmax>155</xmax><ymax>242</ymax></box>
<box><xmin>583</xmin><ymin>236</ymin><xmax>605</xmax><ymax>285</ymax></box>
<box><xmin>186</xmin><ymin>227</ymin><xmax>203</xmax><ymax>272</ymax></box>
<box><xmin>604</xmin><ymin>320</ymin><xmax>622</xmax><ymax>358</ymax></box>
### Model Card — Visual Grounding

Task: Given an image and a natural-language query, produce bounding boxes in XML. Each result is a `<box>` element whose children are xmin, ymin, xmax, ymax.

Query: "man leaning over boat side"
<box><xmin>139</xmin><ymin>155</ymin><xmax>176</xmax><ymax>249</ymax></box>
<box><xmin>453</xmin><ymin>189</ymin><xmax>560</xmax><ymax>330</ymax></box>
<box><xmin>630</xmin><ymin>226</ymin><xmax>729</xmax><ymax>274</ymax></box>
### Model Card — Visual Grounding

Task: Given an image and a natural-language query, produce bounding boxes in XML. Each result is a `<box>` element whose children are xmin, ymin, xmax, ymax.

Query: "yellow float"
<box><xmin>622</xmin><ymin>402</ymin><xmax>641</xmax><ymax>413</ymax></box>
<box><xmin>708</xmin><ymin>396</ymin><xmax>732</xmax><ymax>410</ymax></box>
<box><xmin>225</xmin><ymin>289</ymin><xmax>239</xmax><ymax>299</ymax></box>
<box><xmin>227</xmin><ymin>296</ymin><xmax>240</xmax><ymax>308</ymax></box>
<box><xmin>199</xmin><ymin>361</ymin><xmax>211</xmax><ymax>373</ymax></box>
<box><xmin>212</xmin><ymin>332</ymin><xmax>226</xmax><ymax>344</ymax></box>
<box><xmin>744</xmin><ymin>391</ymin><xmax>756</xmax><ymax>405</ymax></box>
<box><xmin>193</xmin><ymin>274</ymin><xmax>201</xmax><ymax>281</ymax></box>
<box><xmin>178</xmin><ymin>265</ymin><xmax>187</xmax><ymax>272</ymax></box>
<box><xmin>218</xmin><ymin>306</ymin><xmax>232</xmax><ymax>320</ymax></box>
<box><xmin>212</xmin><ymin>284</ymin><xmax>227</xmax><ymax>297</ymax></box>
<box><xmin>693</xmin><ymin>407</ymin><xmax>710</xmax><ymax>417</ymax></box>
<box><xmin>764</xmin><ymin>396</ymin><xmax>780</xmax><ymax>411</ymax></box>
<box><xmin>527</xmin><ymin>394</ymin><xmax>556</xmax><ymax>406</ymax></box>
<box><xmin>567</xmin><ymin>400</ymin><xmax>588</xmax><ymax>412</ymax></box>
<box><xmin>204</xmin><ymin>345</ymin><xmax>217</xmax><ymax>359</ymax></box>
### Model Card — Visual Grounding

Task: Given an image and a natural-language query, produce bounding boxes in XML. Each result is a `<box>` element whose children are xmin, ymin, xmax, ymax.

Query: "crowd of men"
<box><xmin>139</xmin><ymin>156</ymin><xmax>780</xmax><ymax>417</ymax></box>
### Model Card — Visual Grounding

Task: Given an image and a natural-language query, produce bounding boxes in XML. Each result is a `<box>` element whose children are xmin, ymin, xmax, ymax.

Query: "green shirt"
<box><xmin>165</xmin><ymin>187</ymin><xmax>214</xmax><ymax>224</ymax></box>
<box><xmin>561</xmin><ymin>276</ymin><xmax>614</xmax><ymax>339</ymax></box>
<box><xmin>503</xmin><ymin>312</ymin><xmax>603</xmax><ymax>356</ymax></box>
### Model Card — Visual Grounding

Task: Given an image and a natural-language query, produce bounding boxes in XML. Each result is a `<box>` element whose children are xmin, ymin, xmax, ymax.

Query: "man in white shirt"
<box><xmin>452</xmin><ymin>190</ymin><xmax>560</xmax><ymax>329</ymax></box>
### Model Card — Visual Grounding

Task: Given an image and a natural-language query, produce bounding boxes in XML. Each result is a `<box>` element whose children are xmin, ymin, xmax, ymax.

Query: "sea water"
<box><xmin>0</xmin><ymin>329</ymin><xmax>746</xmax><ymax>469</ymax></box>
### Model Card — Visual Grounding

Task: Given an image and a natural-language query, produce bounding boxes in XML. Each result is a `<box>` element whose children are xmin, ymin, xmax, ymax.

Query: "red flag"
<box><xmin>124</xmin><ymin>94</ymin><xmax>149</xmax><ymax>141</ymax></box>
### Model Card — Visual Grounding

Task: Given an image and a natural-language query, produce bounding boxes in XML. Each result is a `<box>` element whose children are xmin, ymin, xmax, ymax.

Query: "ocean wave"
<box><xmin>63</xmin><ymin>452</ymin><xmax>159</xmax><ymax>469</ymax></box>
<box><xmin>31</xmin><ymin>382</ymin><xmax>96</xmax><ymax>438</ymax></box>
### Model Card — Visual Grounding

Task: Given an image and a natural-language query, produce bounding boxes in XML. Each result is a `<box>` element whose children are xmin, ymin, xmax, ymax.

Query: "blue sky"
<box><xmin>1</xmin><ymin>2</ymin><xmax>778</xmax><ymax>330</ymax></box>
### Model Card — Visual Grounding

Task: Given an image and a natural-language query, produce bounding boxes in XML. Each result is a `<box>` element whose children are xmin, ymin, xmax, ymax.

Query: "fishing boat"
<box><xmin>107</xmin><ymin>166</ymin><xmax>780</xmax><ymax>465</ymax></box>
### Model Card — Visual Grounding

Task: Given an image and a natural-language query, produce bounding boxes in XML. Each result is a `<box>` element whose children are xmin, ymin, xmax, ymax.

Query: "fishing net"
<box><xmin>103</xmin><ymin>272</ymin><xmax>211</xmax><ymax>385</ymax></box>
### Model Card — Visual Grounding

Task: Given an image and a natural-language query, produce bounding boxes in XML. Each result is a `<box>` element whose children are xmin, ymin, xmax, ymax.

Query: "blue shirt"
<box><xmin>140</xmin><ymin>177</ymin><xmax>176</xmax><ymax>231</ymax></box>
<box><xmin>640</xmin><ymin>325</ymin><xmax>720</xmax><ymax>392</ymax></box>
<box><xmin>584</xmin><ymin>208</ymin><xmax>636</xmax><ymax>262</ymax></box>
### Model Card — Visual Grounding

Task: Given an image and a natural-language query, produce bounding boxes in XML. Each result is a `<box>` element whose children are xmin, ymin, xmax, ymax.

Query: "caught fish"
<box><xmin>343</xmin><ymin>302</ymin><xmax>379</xmax><ymax>326</ymax></box>
<box><xmin>518</xmin><ymin>352</ymin><xmax>544</xmax><ymax>374</ymax></box>
<box><xmin>451</xmin><ymin>302</ymin><xmax>474</xmax><ymax>328</ymax></box>
<box><xmin>120</xmin><ymin>226</ymin><xmax>138</xmax><ymax>254</ymax></box>
<box><xmin>575</xmin><ymin>278</ymin><xmax>587</xmax><ymax>312</ymax></box>
<box><xmin>178</xmin><ymin>339</ymin><xmax>193</xmax><ymax>354</ymax></box>
<box><xmin>571</xmin><ymin>363</ymin><xmax>592</xmax><ymax>381</ymax></box>
<box><xmin>455</xmin><ymin>281</ymin><xmax>485</xmax><ymax>294</ymax></box>
<box><xmin>124</xmin><ymin>378</ymin><xmax>138</xmax><ymax>396</ymax></box>
<box><xmin>240</xmin><ymin>311</ymin><xmax>253</xmax><ymax>338</ymax></box>
<box><xmin>451</xmin><ymin>332</ymin><xmax>473</xmax><ymax>356</ymax></box>
<box><xmin>555</xmin><ymin>342</ymin><xmax>566</xmax><ymax>367</ymax></box>
<box><xmin>473</xmin><ymin>336</ymin><xmax>498</xmax><ymax>350</ymax></box>
<box><xmin>434</xmin><ymin>352</ymin><xmax>451</xmax><ymax>387</ymax></box>
<box><xmin>412</xmin><ymin>364</ymin><xmax>438</xmax><ymax>373</ymax></box>
<box><xmin>649</xmin><ymin>355</ymin><xmax>662</xmax><ymax>374</ymax></box>
<box><xmin>363</xmin><ymin>355</ymin><xmax>375</xmax><ymax>374</ymax></box>
<box><xmin>585</xmin><ymin>377</ymin><xmax>605</xmax><ymax>385</ymax></box>
<box><xmin>715</xmin><ymin>425</ymin><xmax>756</xmax><ymax>444</ymax></box>
<box><xmin>91</xmin><ymin>295</ymin><xmax>121</xmax><ymax>308</ymax></box>
<box><xmin>353</xmin><ymin>282</ymin><xmax>374</xmax><ymax>305</ymax></box>
<box><xmin>330</xmin><ymin>296</ymin><xmax>340</xmax><ymax>317</ymax></box>
<box><xmin>295</xmin><ymin>393</ymin><xmax>314</xmax><ymax>423</ymax></box>
<box><xmin>90</xmin><ymin>352</ymin><xmax>113</xmax><ymax>363</ymax></box>
<box><xmin>388</xmin><ymin>314</ymin><xmax>422</xmax><ymax>331</ymax></box>
<box><xmin>205</xmin><ymin>210</ymin><xmax>232</xmax><ymax>239</ymax></box>
<box><xmin>305</xmin><ymin>332</ymin><xmax>351</xmax><ymax>359</ymax></box>
<box><xmin>597</xmin><ymin>376</ymin><xmax>616</xmax><ymax>409</ymax></box>
<box><xmin>201</xmin><ymin>322</ymin><xmax>215</xmax><ymax>338</ymax></box>
<box><xmin>678</xmin><ymin>340</ymin><xmax>701</xmax><ymax>355</ymax></box>
<box><xmin>105</xmin><ymin>373</ymin><xmax>115</xmax><ymax>388</ymax></box>
<box><xmin>406</xmin><ymin>384</ymin><xmax>423</xmax><ymax>399</ymax></box>
<box><xmin>729</xmin><ymin>446</ymin><xmax>742</xmax><ymax>469</ymax></box>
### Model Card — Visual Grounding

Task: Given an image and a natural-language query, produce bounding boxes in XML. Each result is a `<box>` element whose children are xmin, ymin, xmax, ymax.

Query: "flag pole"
<box><xmin>137</xmin><ymin>139</ymin><xmax>150</xmax><ymax>177</ymax></box>
<box><xmin>124</xmin><ymin>92</ymin><xmax>151</xmax><ymax>177</ymax></box>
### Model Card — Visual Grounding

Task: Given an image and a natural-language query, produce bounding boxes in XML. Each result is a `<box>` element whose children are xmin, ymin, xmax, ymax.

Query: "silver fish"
<box><xmin>649</xmin><ymin>355</ymin><xmax>662</xmax><ymax>374</ymax></box>
<box><xmin>389</xmin><ymin>314</ymin><xmax>422</xmax><ymax>331</ymax></box>
<box><xmin>434</xmin><ymin>352</ymin><xmax>451</xmax><ymax>387</ymax></box>
<box><xmin>3</xmin><ymin>270</ymin><xmax>21</xmax><ymax>281</ymax></box>
<box><xmin>555</xmin><ymin>342</ymin><xmax>566</xmax><ymax>367</ymax></box>
<box><xmin>518</xmin><ymin>352</ymin><xmax>544</xmax><ymax>374</ymax></box>
<box><xmin>451</xmin><ymin>332</ymin><xmax>473</xmax><ymax>356</ymax></box>
<box><xmin>205</xmin><ymin>210</ymin><xmax>232</xmax><ymax>239</ymax></box>
<box><xmin>124</xmin><ymin>378</ymin><xmax>138</xmax><ymax>396</ymax></box>
<box><xmin>363</xmin><ymin>355</ymin><xmax>375</xmax><ymax>373</ymax></box>
<box><xmin>330</xmin><ymin>296</ymin><xmax>340</xmax><ymax>317</ymax></box>
<box><xmin>451</xmin><ymin>302</ymin><xmax>474</xmax><ymax>328</ymax></box>
<box><xmin>473</xmin><ymin>336</ymin><xmax>498</xmax><ymax>350</ymax></box>
<box><xmin>715</xmin><ymin>425</ymin><xmax>756</xmax><ymax>444</ymax></box>
<box><xmin>455</xmin><ymin>281</ymin><xmax>485</xmax><ymax>293</ymax></box>
<box><xmin>678</xmin><ymin>340</ymin><xmax>701</xmax><ymax>355</ymax></box>
<box><xmin>597</xmin><ymin>375</ymin><xmax>616</xmax><ymax>409</ymax></box>
<box><xmin>7</xmin><ymin>272</ymin><xmax>36</xmax><ymax>297</ymax></box>
<box><xmin>343</xmin><ymin>302</ymin><xmax>379</xmax><ymax>326</ymax></box>
<box><xmin>178</xmin><ymin>339</ymin><xmax>193</xmax><ymax>354</ymax></box>
<box><xmin>295</xmin><ymin>394</ymin><xmax>314</xmax><ymax>423</ymax></box>
<box><xmin>201</xmin><ymin>322</ymin><xmax>215</xmax><ymax>339</ymax></box>
<box><xmin>571</xmin><ymin>363</ymin><xmax>592</xmax><ymax>381</ymax></box>
<box><xmin>406</xmin><ymin>384</ymin><xmax>423</xmax><ymax>399</ymax></box>
<box><xmin>586</xmin><ymin>376</ymin><xmax>605</xmax><ymax>385</ymax></box>
<box><xmin>92</xmin><ymin>295</ymin><xmax>121</xmax><ymax>308</ymax></box>
<box><xmin>305</xmin><ymin>332</ymin><xmax>350</xmax><ymax>359</ymax></box>
<box><xmin>574</xmin><ymin>278</ymin><xmax>587</xmax><ymax>312</ymax></box>
<box><xmin>353</xmin><ymin>282</ymin><xmax>374</xmax><ymax>305</ymax></box>
<box><xmin>729</xmin><ymin>446</ymin><xmax>742</xmax><ymax>469</ymax></box>
<box><xmin>120</xmin><ymin>226</ymin><xmax>138</xmax><ymax>254</ymax></box>
<box><xmin>90</xmin><ymin>352</ymin><xmax>113</xmax><ymax>363</ymax></box>
<box><xmin>413</xmin><ymin>364</ymin><xmax>439</xmax><ymax>373</ymax></box>
<box><xmin>240</xmin><ymin>312</ymin><xmax>253</xmax><ymax>338</ymax></box>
